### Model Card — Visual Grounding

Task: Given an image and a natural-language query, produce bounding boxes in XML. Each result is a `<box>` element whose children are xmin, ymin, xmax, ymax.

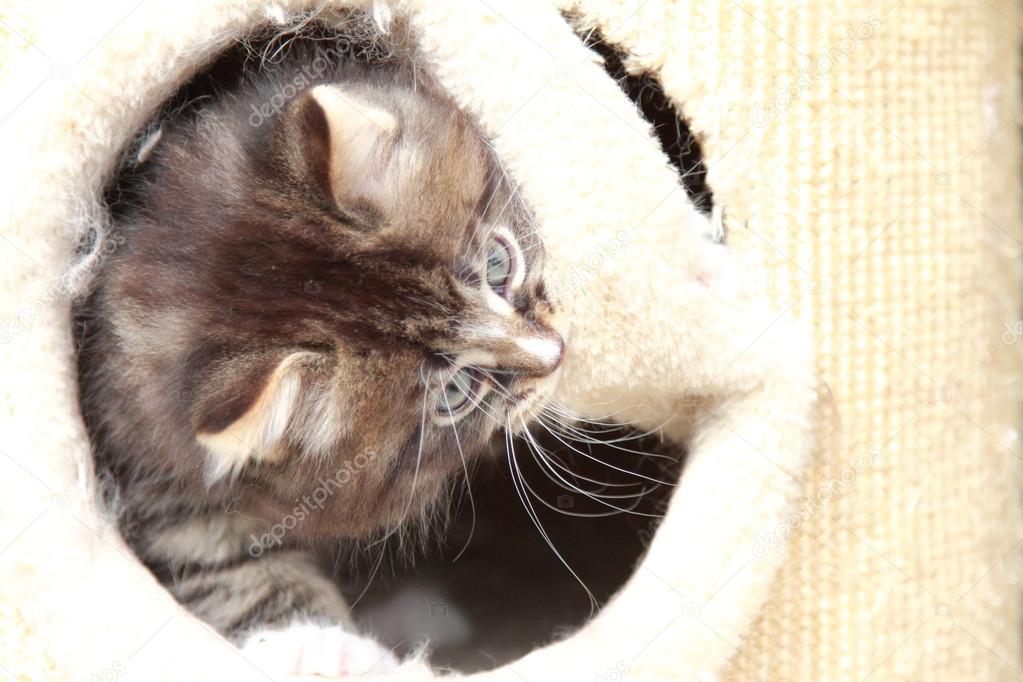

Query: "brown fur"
<box><xmin>75</xmin><ymin>43</ymin><xmax>563</xmax><ymax>639</ymax></box>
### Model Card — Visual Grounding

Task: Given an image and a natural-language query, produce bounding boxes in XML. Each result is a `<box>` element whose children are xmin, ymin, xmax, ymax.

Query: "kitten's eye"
<box><xmin>486</xmin><ymin>236</ymin><xmax>515</xmax><ymax>295</ymax></box>
<box><xmin>439</xmin><ymin>367</ymin><xmax>478</xmax><ymax>417</ymax></box>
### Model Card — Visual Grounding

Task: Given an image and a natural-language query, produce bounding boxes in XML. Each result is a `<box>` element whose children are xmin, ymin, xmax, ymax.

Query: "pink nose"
<box><xmin>517</xmin><ymin>334</ymin><xmax>564</xmax><ymax>377</ymax></box>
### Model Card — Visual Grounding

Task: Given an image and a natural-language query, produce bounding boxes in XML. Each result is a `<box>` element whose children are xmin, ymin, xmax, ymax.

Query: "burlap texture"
<box><xmin>570</xmin><ymin>1</ymin><xmax>1023</xmax><ymax>678</ymax></box>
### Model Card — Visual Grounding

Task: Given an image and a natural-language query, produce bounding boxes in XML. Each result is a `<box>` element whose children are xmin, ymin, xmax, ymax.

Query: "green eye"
<box><xmin>486</xmin><ymin>236</ymin><xmax>515</xmax><ymax>295</ymax></box>
<box><xmin>439</xmin><ymin>367</ymin><xmax>477</xmax><ymax>415</ymax></box>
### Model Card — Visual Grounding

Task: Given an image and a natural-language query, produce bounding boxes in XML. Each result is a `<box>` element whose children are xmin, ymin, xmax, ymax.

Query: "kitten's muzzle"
<box><xmin>506</xmin><ymin>332</ymin><xmax>564</xmax><ymax>379</ymax></box>
<box><xmin>455</xmin><ymin>314</ymin><xmax>565</xmax><ymax>379</ymax></box>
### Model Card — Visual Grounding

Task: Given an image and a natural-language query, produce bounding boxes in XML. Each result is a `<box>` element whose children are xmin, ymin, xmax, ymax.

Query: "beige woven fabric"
<box><xmin>726</xmin><ymin>4</ymin><xmax>1022</xmax><ymax>679</ymax></box>
<box><xmin>570</xmin><ymin>0</ymin><xmax>1023</xmax><ymax>678</ymax></box>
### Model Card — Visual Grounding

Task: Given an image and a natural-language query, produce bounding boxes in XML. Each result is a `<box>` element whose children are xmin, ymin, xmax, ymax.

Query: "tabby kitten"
<box><xmin>76</xmin><ymin>50</ymin><xmax>565</xmax><ymax>677</ymax></box>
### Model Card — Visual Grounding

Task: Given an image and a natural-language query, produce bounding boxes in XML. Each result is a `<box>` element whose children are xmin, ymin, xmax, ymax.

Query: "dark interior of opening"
<box><xmin>576</xmin><ymin>25</ymin><xmax>714</xmax><ymax>215</ymax></box>
<box><xmin>100</xmin><ymin>15</ymin><xmax>708</xmax><ymax>674</ymax></box>
<box><xmin>339</xmin><ymin>426</ymin><xmax>682</xmax><ymax>672</ymax></box>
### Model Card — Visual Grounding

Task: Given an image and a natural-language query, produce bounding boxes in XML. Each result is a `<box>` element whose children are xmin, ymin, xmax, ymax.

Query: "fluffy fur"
<box><xmin>74</xmin><ymin>34</ymin><xmax>567</xmax><ymax>674</ymax></box>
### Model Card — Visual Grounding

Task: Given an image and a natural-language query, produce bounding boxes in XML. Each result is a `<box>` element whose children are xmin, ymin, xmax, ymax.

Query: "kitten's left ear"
<box><xmin>194</xmin><ymin>352</ymin><xmax>305</xmax><ymax>479</ymax></box>
<box><xmin>298</xmin><ymin>84</ymin><xmax>400</xmax><ymax>215</ymax></box>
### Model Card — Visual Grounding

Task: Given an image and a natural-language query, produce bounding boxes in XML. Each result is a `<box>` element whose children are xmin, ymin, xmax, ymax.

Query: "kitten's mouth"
<box><xmin>505</xmin><ymin>385</ymin><xmax>552</xmax><ymax>431</ymax></box>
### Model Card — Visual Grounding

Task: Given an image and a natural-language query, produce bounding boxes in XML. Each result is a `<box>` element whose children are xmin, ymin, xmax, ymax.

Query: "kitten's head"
<box><xmin>91</xmin><ymin>68</ymin><xmax>565</xmax><ymax>537</ymax></box>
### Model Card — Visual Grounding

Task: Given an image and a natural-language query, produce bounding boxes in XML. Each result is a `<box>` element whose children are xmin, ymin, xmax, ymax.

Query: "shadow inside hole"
<box><xmin>339</xmin><ymin>425</ymin><xmax>684</xmax><ymax>673</ymax></box>
<box><xmin>578</xmin><ymin>26</ymin><xmax>714</xmax><ymax>215</ymax></box>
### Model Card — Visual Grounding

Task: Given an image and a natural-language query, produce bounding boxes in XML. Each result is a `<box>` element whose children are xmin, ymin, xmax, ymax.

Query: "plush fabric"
<box><xmin>559</xmin><ymin>4</ymin><xmax>1023</xmax><ymax>679</ymax></box>
<box><xmin>0</xmin><ymin>1</ymin><xmax>1017</xmax><ymax>681</ymax></box>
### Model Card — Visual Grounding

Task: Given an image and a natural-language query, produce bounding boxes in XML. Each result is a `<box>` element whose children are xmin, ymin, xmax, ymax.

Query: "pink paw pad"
<box><xmin>240</xmin><ymin>622</ymin><xmax>399</xmax><ymax>678</ymax></box>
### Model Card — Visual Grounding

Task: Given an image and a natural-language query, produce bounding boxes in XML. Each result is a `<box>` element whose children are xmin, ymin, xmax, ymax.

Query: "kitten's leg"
<box><xmin>139</xmin><ymin>513</ymin><xmax>398</xmax><ymax>677</ymax></box>
<box><xmin>239</xmin><ymin>620</ymin><xmax>399</xmax><ymax>678</ymax></box>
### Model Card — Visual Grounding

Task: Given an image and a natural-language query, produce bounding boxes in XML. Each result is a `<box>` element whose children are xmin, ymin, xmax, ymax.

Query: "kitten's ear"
<box><xmin>299</xmin><ymin>84</ymin><xmax>400</xmax><ymax>215</ymax></box>
<box><xmin>193</xmin><ymin>351</ymin><xmax>313</xmax><ymax>480</ymax></box>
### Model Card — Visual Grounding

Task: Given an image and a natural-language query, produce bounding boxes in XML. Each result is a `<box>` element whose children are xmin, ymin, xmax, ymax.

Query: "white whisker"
<box><xmin>538</xmin><ymin>411</ymin><xmax>679</xmax><ymax>462</ymax></box>
<box><xmin>505</xmin><ymin>417</ymin><xmax>598</xmax><ymax>615</ymax></box>
<box><xmin>442</xmin><ymin>377</ymin><xmax>476</xmax><ymax>562</ymax></box>
<box><xmin>531</xmin><ymin>416</ymin><xmax>677</xmax><ymax>487</ymax></box>
<box><xmin>519</xmin><ymin>417</ymin><xmax>660</xmax><ymax>517</ymax></box>
<box><xmin>525</xmin><ymin>437</ymin><xmax>656</xmax><ymax>498</ymax></box>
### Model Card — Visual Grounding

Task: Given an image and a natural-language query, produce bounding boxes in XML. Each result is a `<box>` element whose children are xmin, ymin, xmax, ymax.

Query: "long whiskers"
<box><xmin>543</xmin><ymin>400</ymin><xmax>674</xmax><ymax>435</ymax></box>
<box><xmin>538</xmin><ymin>411</ymin><xmax>679</xmax><ymax>462</ymax></box>
<box><xmin>515</xmin><ymin>458</ymin><xmax>640</xmax><ymax>518</ymax></box>
<box><xmin>441</xmin><ymin>375</ymin><xmax>476</xmax><ymax>562</ymax></box>
<box><xmin>530</xmin><ymin>416</ymin><xmax>678</xmax><ymax>487</ymax></box>
<box><xmin>504</xmin><ymin>416</ymin><xmax>599</xmax><ymax>615</ymax></box>
<box><xmin>523</xmin><ymin>433</ymin><xmax>657</xmax><ymax>496</ymax></box>
<box><xmin>518</xmin><ymin>417</ymin><xmax>662</xmax><ymax>518</ymax></box>
<box><xmin>464</xmin><ymin>174</ymin><xmax>519</xmax><ymax>265</ymax></box>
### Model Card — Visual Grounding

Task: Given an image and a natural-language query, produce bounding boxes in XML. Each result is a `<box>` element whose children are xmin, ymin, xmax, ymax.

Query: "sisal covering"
<box><xmin>0</xmin><ymin>0</ymin><xmax>1019</xmax><ymax>680</ymax></box>
<box><xmin>562</xmin><ymin>2</ymin><xmax>1023</xmax><ymax>678</ymax></box>
<box><xmin>700</xmin><ymin>3</ymin><xmax>1023</xmax><ymax>678</ymax></box>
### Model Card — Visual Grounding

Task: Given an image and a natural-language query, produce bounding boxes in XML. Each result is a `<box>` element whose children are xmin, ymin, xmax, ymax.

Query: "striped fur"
<box><xmin>75</xmin><ymin>30</ymin><xmax>565</xmax><ymax>656</ymax></box>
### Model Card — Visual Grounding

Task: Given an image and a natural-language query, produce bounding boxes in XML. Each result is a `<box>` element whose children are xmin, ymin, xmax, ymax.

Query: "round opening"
<box><xmin>78</xmin><ymin>12</ymin><xmax>696</xmax><ymax>674</ymax></box>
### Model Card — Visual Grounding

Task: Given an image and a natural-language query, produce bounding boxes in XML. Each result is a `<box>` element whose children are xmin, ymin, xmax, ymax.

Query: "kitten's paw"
<box><xmin>239</xmin><ymin>622</ymin><xmax>399</xmax><ymax>678</ymax></box>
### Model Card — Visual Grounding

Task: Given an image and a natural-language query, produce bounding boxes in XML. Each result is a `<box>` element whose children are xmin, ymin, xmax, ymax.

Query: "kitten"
<box><xmin>76</xmin><ymin>47</ymin><xmax>565</xmax><ymax>677</ymax></box>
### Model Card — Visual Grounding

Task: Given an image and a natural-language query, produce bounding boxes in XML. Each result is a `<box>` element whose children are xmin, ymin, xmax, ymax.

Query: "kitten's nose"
<box><xmin>515</xmin><ymin>333</ymin><xmax>564</xmax><ymax>377</ymax></box>
<box><xmin>460</xmin><ymin>320</ymin><xmax>565</xmax><ymax>378</ymax></box>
